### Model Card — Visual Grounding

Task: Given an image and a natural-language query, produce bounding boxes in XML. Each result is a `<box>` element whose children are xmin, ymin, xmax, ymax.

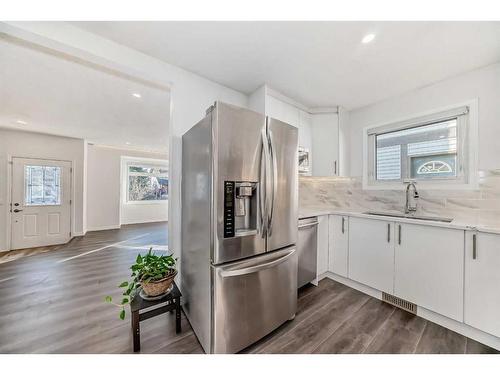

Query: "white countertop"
<box><xmin>299</xmin><ymin>207</ymin><xmax>500</xmax><ymax>235</ymax></box>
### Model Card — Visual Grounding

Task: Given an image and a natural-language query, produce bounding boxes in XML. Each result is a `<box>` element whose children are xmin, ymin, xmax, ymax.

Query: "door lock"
<box><xmin>13</xmin><ymin>209</ymin><xmax>23</xmax><ymax>213</ymax></box>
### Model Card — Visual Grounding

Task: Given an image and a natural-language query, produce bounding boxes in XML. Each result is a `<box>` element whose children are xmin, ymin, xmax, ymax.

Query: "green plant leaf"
<box><xmin>119</xmin><ymin>309</ymin><xmax>126</xmax><ymax>320</ymax></box>
<box><xmin>136</xmin><ymin>254</ymin><xmax>142</xmax><ymax>264</ymax></box>
<box><xmin>121</xmin><ymin>298</ymin><xmax>129</xmax><ymax>305</ymax></box>
<box><xmin>118</xmin><ymin>281</ymin><xmax>128</xmax><ymax>288</ymax></box>
<box><xmin>105</xmin><ymin>296</ymin><xmax>112</xmax><ymax>303</ymax></box>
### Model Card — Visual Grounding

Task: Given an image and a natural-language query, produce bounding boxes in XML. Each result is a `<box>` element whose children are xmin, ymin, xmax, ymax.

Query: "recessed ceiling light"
<box><xmin>16</xmin><ymin>120</ymin><xmax>28</xmax><ymax>125</ymax></box>
<box><xmin>361</xmin><ymin>33</ymin><xmax>376</xmax><ymax>44</ymax></box>
<box><xmin>132</xmin><ymin>93</ymin><xmax>142</xmax><ymax>98</ymax></box>
<box><xmin>125</xmin><ymin>142</ymin><xmax>131</xmax><ymax>145</ymax></box>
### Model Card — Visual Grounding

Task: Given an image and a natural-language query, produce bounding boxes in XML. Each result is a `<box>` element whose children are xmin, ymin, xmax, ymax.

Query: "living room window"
<box><xmin>127</xmin><ymin>163</ymin><xmax>168</xmax><ymax>202</ymax></box>
<box><xmin>364</xmin><ymin>102</ymin><xmax>477</xmax><ymax>189</ymax></box>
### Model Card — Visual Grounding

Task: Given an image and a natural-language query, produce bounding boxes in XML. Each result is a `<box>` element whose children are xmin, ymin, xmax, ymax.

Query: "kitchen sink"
<box><xmin>363</xmin><ymin>211</ymin><xmax>453</xmax><ymax>223</ymax></box>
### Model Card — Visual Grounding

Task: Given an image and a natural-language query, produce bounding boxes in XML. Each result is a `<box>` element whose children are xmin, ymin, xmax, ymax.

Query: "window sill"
<box><xmin>362</xmin><ymin>181</ymin><xmax>478</xmax><ymax>191</ymax></box>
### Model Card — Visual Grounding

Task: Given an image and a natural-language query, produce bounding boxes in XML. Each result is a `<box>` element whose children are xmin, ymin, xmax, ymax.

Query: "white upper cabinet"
<box><xmin>253</xmin><ymin>86</ymin><xmax>342</xmax><ymax>178</ymax></box>
<box><xmin>266</xmin><ymin>95</ymin><xmax>314</xmax><ymax>175</ymax></box>
<box><xmin>465</xmin><ymin>231</ymin><xmax>500</xmax><ymax>337</ymax></box>
<box><xmin>348</xmin><ymin>217</ymin><xmax>395</xmax><ymax>294</ymax></box>
<box><xmin>311</xmin><ymin>112</ymin><xmax>339</xmax><ymax>176</ymax></box>
<box><xmin>394</xmin><ymin>223</ymin><xmax>464</xmax><ymax>322</ymax></box>
<box><xmin>328</xmin><ymin>215</ymin><xmax>349</xmax><ymax>277</ymax></box>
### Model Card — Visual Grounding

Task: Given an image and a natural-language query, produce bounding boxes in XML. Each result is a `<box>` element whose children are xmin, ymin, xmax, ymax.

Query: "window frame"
<box><xmin>123</xmin><ymin>158</ymin><xmax>169</xmax><ymax>205</ymax></box>
<box><xmin>362</xmin><ymin>100</ymin><xmax>478</xmax><ymax>190</ymax></box>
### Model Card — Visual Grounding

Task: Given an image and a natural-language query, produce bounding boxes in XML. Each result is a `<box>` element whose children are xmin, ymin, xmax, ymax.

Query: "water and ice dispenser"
<box><xmin>223</xmin><ymin>181</ymin><xmax>258</xmax><ymax>238</ymax></box>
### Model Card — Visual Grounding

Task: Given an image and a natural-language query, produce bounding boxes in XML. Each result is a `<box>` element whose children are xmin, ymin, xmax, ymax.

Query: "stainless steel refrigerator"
<box><xmin>181</xmin><ymin>101</ymin><xmax>298</xmax><ymax>354</ymax></box>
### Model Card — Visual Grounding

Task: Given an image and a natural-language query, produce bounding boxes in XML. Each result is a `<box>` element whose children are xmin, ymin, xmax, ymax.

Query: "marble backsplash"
<box><xmin>299</xmin><ymin>170</ymin><xmax>500</xmax><ymax>228</ymax></box>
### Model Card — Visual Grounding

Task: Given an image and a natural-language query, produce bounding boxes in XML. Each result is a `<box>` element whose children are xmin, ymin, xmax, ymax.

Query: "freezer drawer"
<box><xmin>298</xmin><ymin>217</ymin><xmax>318</xmax><ymax>288</ymax></box>
<box><xmin>212</xmin><ymin>247</ymin><xmax>297</xmax><ymax>353</ymax></box>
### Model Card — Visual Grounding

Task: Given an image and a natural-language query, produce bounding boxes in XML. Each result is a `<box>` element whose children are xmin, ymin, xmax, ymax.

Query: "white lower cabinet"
<box><xmin>316</xmin><ymin>215</ymin><xmax>329</xmax><ymax>276</ymax></box>
<box><xmin>321</xmin><ymin>212</ymin><xmax>500</xmax><ymax>342</ymax></box>
<box><xmin>348</xmin><ymin>217</ymin><xmax>395</xmax><ymax>294</ymax></box>
<box><xmin>465</xmin><ymin>231</ymin><xmax>500</xmax><ymax>337</ymax></box>
<box><xmin>394</xmin><ymin>223</ymin><xmax>464</xmax><ymax>321</ymax></box>
<box><xmin>328</xmin><ymin>215</ymin><xmax>349</xmax><ymax>277</ymax></box>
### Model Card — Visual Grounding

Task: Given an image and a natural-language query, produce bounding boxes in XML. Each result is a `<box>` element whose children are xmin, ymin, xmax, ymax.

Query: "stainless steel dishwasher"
<box><xmin>297</xmin><ymin>216</ymin><xmax>318</xmax><ymax>288</ymax></box>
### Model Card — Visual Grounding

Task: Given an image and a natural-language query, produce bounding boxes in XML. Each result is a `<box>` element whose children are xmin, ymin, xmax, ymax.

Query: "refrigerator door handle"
<box><xmin>219</xmin><ymin>248</ymin><xmax>295</xmax><ymax>277</ymax></box>
<box><xmin>268</xmin><ymin>127</ymin><xmax>278</xmax><ymax>236</ymax></box>
<box><xmin>260</xmin><ymin>127</ymin><xmax>270</xmax><ymax>238</ymax></box>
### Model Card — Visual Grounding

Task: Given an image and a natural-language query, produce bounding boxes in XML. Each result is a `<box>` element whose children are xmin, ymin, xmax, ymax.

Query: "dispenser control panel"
<box><xmin>223</xmin><ymin>181</ymin><xmax>235</xmax><ymax>238</ymax></box>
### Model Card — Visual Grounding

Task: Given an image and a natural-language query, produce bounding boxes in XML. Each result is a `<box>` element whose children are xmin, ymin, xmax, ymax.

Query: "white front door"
<box><xmin>11</xmin><ymin>157</ymin><xmax>72</xmax><ymax>250</ymax></box>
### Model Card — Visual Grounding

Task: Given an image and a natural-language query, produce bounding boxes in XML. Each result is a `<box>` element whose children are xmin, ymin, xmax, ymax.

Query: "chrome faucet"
<box><xmin>404</xmin><ymin>181</ymin><xmax>419</xmax><ymax>215</ymax></box>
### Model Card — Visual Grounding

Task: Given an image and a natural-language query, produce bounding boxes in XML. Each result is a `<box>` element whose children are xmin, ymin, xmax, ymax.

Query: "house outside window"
<box><xmin>363</xmin><ymin>102</ymin><xmax>478</xmax><ymax>190</ymax></box>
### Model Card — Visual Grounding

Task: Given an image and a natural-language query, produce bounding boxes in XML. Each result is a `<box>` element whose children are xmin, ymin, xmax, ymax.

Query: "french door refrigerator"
<box><xmin>182</xmin><ymin>101</ymin><xmax>298</xmax><ymax>354</ymax></box>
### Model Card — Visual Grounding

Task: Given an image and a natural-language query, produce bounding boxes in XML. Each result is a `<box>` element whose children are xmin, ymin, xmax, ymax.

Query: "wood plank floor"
<box><xmin>0</xmin><ymin>222</ymin><xmax>497</xmax><ymax>354</ymax></box>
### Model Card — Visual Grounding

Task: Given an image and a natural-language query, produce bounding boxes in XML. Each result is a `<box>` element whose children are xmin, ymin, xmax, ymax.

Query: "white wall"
<box><xmin>348</xmin><ymin>63</ymin><xmax>500</xmax><ymax>177</ymax></box>
<box><xmin>0</xmin><ymin>129</ymin><xmax>85</xmax><ymax>251</ymax></box>
<box><xmin>86</xmin><ymin>145</ymin><xmax>168</xmax><ymax>231</ymax></box>
<box><xmin>247</xmin><ymin>85</ymin><xmax>266</xmax><ymax>114</ymax></box>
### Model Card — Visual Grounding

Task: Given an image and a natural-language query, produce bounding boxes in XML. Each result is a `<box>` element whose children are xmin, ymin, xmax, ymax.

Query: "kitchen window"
<box><xmin>127</xmin><ymin>163</ymin><xmax>168</xmax><ymax>202</ymax></box>
<box><xmin>364</xmin><ymin>102</ymin><xmax>478</xmax><ymax>189</ymax></box>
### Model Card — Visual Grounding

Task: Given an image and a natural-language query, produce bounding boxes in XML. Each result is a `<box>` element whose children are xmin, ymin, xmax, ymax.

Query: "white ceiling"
<box><xmin>71</xmin><ymin>21</ymin><xmax>500</xmax><ymax>109</ymax></box>
<box><xmin>0</xmin><ymin>36</ymin><xmax>170</xmax><ymax>153</ymax></box>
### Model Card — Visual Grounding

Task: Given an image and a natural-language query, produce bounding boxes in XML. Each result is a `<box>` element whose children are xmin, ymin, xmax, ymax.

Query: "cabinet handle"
<box><xmin>387</xmin><ymin>223</ymin><xmax>391</xmax><ymax>243</ymax></box>
<box><xmin>341</xmin><ymin>217</ymin><xmax>345</xmax><ymax>234</ymax></box>
<box><xmin>334</xmin><ymin>161</ymin><xmax>337</xmax><ymax>175</ymax></box>
<box><xmin>472</xmin><ymin>234</ymin><xmax>477</xmax><ymax>260</ymax></box>
<box><xmin>398</xmin><ymin>224</ymin><xmax>402</xmax><ymax>245</ymax></box>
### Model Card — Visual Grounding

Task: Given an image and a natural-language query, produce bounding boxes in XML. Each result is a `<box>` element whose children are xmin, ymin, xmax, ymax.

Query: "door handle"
<box><xmin>13</xmin><ymin>209</ymin><xmax>23</xmax><ymax>213</ymax></box>
<box><xmin>260</xmin><ymin>127</ymin><xmax>269</xmax><ymax>238</ymax></box>
<box><xmin>472</xmin><ymin>233</ymin><xmax>477</xmax><ymax>260</ymax></box>
<box><xmin>219</xmin><ymin>249</ymin><xmax>295</xmax><ymax>277</ymax></box>
<box><xmin>268</xmin><ymin>126</ymin><xmax>278</xmax><ymax>236</ymax></box>
<box><xmin>298</xmin><ymin>222</ymin><xmax>318</xmax><ymax>230</ymax></box>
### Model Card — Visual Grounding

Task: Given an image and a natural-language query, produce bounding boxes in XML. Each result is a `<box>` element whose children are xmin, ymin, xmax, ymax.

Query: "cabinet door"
<box><xmin>394</xmin><ymin>223</ymin><xmax>464</xmax><ymax>321</ymax></box>
<box><xmin>328</xmin><ymin>215</ymin><xmax>349</xmax><ymax>277</ymax></box>
<box><xmin>316</xmin><ymin>215</ymin><xmax>329</xmax><ymax>276</ymax></box>
<box><xmin>311</xmin><ymin>113</ymin><xmax>339</xmax><ymax>176</ymax></box>
<box><xmin>465</xmin><ymin>232</ymin><xmax>500</xmax><ymax>337</ymax></box>
<box><xmin>348</xmin><ymin>217</ymin><xmax>394</xmax><ymax>293</ymax></box>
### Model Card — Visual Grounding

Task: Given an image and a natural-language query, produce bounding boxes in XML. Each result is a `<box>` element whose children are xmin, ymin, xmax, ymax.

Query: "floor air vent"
<box><xmin>382</xmin><ymin>292</ymin><xmax>417</xmax><ymax>314</ymax></box>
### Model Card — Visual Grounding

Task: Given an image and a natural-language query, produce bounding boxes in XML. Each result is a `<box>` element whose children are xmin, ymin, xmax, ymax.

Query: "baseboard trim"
<box><xmin>323</xmin><ymin>271</ymin><xmax>500</xmax><ymax>351</ymax></box>
<box><xmin>120</xmin><ymin>219</ymin><xmax>168</xmax><ymax>225</ymax></box>
<box><xmin>85</xmin><ymin>225</ymin><xmax>121</xmax><ymax>232</ymax></box>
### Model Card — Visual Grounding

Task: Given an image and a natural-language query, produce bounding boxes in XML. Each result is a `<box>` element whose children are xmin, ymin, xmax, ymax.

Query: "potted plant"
<box><xmin>105</xmin><ymin>248</ymin><xmax>177</xmax><ymax>319</ymax></box>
